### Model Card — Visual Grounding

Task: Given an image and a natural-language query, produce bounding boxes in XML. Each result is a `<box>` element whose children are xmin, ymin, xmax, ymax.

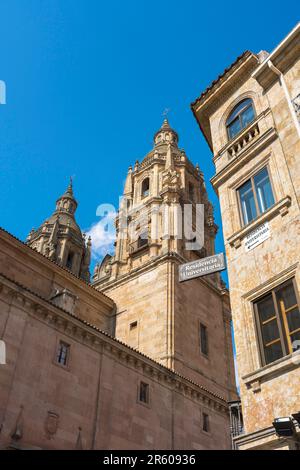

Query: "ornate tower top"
<box><xmin>54</xmin><ymin>177</ymin><xmax>77</xmax><ymax>215</ymax></box>
<box><xmin>153</xmin><ymin>118</ymin><xmax>179</xmax><ymax>147</ymax></box>
<box><xmin>27</xmin><ymin>180</ymin><xmax>91</xmax><ymax>282</ymax></box>
<box><xmin>93</xmin><ymin>119</ymin><xmax>218</xmax><ymax>285</ymax></box>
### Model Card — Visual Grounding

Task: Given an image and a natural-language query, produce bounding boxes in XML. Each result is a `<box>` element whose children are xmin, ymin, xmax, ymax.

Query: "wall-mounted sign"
<box><xmin>245</xmin><ymin>222</ymin><xmax>270</xmax><ymax>252</ymax></box>
<box><xmin>179</xmin><ymin>253</ymin><xmax>226</xmax><ymax>282</ymax></box>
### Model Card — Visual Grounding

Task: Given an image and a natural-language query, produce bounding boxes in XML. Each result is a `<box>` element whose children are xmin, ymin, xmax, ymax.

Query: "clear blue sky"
<box><xmin>0</xmin><ymin>1</ymin><xmax>297</xmax><ymax>278</ymax></box>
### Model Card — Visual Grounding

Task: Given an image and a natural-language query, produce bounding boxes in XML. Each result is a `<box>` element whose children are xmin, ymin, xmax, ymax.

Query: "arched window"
<box><xmin>66</xmin><ymin>251</ymin><xmax>74</xmax><ymax>270</ymax></box>
<box><xmin>141</xmin><ymin>178</ymin><xmax>150</xmax><ymax>198</ymax></box>
<box><xmin>226</xmin><ymin>98</ymin><xmax>255</xmax><ymax>140</ymax></box>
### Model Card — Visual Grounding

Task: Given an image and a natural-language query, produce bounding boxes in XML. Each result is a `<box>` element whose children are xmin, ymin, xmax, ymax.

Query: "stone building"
<box><xmin>93</xmin><ymin>119</ymin><xmax>237</xmax><ymax>403</ymax></box>
<box><xmin>192</xmin><ymin>23</ymin><xmax>300</xmax><ymax>449</ymax></box>
<box><xmin>0</xmin><ymin>168</ymin><xmax>235</xmax><ymax>449</ymax></box>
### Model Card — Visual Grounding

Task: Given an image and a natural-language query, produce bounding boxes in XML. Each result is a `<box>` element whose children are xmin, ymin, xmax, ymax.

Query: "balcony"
<box><xmin>211</xmin><ymin>110</ymin><xmax>277</xmax><ymax>190</ymax></box>
<box><xmin>227</xmin><ymin>121</ymin><xmax>260</xmax><ymax>158</ymax></box>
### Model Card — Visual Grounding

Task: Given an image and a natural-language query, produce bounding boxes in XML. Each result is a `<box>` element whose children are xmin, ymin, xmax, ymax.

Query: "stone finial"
<box><xmin>65</xmin><ymin>176</ymin><xmax>74</xmax><ymax>197</ymax></box>
<box><xmin>48</xmin><ymin>215</ymin><xmax>59</xmax><ymax>245</ymax></box>
<box><xmin>87</xmin><ymin>235</ymin><xmax>92</xmax><ymax>249</ymax></box>
<box><xmin>195</xmin><ymin>163</ymin><xmax>201</xmax><ymax>177</ymax></box>
<box><xmin>165</xmin><ymin>143</ymin><xmax>174</xmax><ymax>170</ymax></box>
<box><xmin>161</xmin><ymin>118</ymin><xmax>171</xmax><ymax>129</ymax></box>
<box><xmin>26</xmin><ymin>228</ymin><xmax>35</xmax><ymax>242</ymax></box>
<box><xmin>124</xmin><ymin>165</ymin><xmax>133</xmax><ymax>195</ymax></box>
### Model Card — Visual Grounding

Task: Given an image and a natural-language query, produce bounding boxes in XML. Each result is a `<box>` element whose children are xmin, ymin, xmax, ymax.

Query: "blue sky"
<box><xmin>0</xmin><ymin>1</ymin><xmax>297</xmax><ymax>280</ymax></box>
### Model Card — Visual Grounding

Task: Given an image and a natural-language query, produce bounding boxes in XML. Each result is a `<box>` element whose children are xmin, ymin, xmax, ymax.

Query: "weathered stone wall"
<box><xmin>0</xmin><ymin>244</ymin><xmax>230</xmax><ymax>450</ymax></box>
<box><xmin>0</xmin><ymin>228</ymin><xmax>114</xmax><ymax>332</ymax></box>
<box><xmin>100</xmin><ymin>256</ymin><xmax>237</xmax><ymax>403</ymax></box>
<box><xmin>193</xmin><ymin>43</ymin><xmax>300</xmax><ymax>445</ymax></box>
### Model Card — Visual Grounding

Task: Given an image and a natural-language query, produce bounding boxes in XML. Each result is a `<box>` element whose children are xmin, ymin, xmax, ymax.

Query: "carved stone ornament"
<box><xmin>45</xmin><ymin>411</ymin><xmax>59</xmax><ymax>439</ymax></box>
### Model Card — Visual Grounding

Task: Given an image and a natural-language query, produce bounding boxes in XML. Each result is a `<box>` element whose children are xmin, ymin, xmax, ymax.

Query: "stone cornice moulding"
<box><xmin>94</xmin><ymin>251</ymin><xmax>227</xmax><ymax>299</ymax></box>
<box><xmin>211</xmin><ymin>126</ymin><xmax>278</xmax><ymax>192</ymax></box>
<box><xmin>233</xmin><ymin>425</ymin><xmax>276</xmax><ymax>448</ymax></box>
<box><xmin>242</xmin><ymin>353</ymin><xmax>300</xmax><ymax>392</ymax></box>
<box><xmin>191</xmin><ymin>53</ymin><xmax>259</xmax><ymax>150</ymax></box>
<box><xmin>242</xmin><ymin>262</ymin><xmax>299</xmax><ymax>302</ymax></box>
<box><xmin>0</xmin><ymin>272</ymin><xmax>228</xmax><ymax>413</ymax></box>
<box><xmin>213</xmin><ymin>108</ymin><xmax>272</xmax><ymax>164</ymax></box>
<box><xmin>227</xmin><ymin>196</ymin><xmax>292</xmax><ymax>249</ymax></box>
<box><xmin>0</xmin><ymin>228</ymin><xmax>114</xmax><ymax>309</ymax></box>
<box><xmin>193</xmin><ymin>53</ymin><xmax>258</xmax><ymax>114</ymax></box>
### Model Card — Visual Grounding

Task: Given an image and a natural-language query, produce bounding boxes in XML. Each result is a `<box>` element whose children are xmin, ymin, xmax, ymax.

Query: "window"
<box><xmin>238</xmin><ymin>167</ymin><xmax>274</xmax><ymax>225</ymax></box>
<box><xmin>137</xmin><ymin>231</ymin><xmax>148</xmax><ymax>249</ymax></box>
<box><xmin>66</xmin><ymin>252</ymin><xmax>74</xmax><ymax>270</ymax></box>
<box><xmin>56</xmin><ymin>341</ymin><xmax>70</xmax><ymax>367</ymax></box>
<box><xmin>139</xmin><ymin>382</ymin><xmax>149</xmax><ymax>404</ymax></box>
<box><xmin>141</xmin><ymin>178</ymin><xmax>150</xmax><ymax>198</ymax></box>
<box><xmin>254</xmin><ymin>280</ymin><xmax>300</xmax><ymax>366</ymax></box>
<box><xmin>200</xmin><ymin>323</ymin><xmax>208</xmax><ymax>356</ymax></box>
<box><xmin>226</xmin><ymin>98</ymin><xmax>255</xmax><ymax>140</ymax></box>
<box><xmin>130</xmin><ymin>321</ymin><xmax>138</xmax><ymax>330</ymax></box>
<box><xmin>202</xmin><ymin>412</ymin><xmax>210</xmax><ymax>433</ymax></box>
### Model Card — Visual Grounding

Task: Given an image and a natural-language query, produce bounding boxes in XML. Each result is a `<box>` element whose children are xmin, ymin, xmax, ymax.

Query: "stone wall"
<box><xmin>192</xmin><ymin>30</ymin><xmax>300</xmax><ymax>447</ymax></box>
<box><xmin>0</xmin><ymin>228</ymin><xmax>231</xmax><ymax>450</ymax></box>
<box><xmin>100</xmin><ymin>255</ymin><xmax>237</xmax><ymax>402</ymax></box>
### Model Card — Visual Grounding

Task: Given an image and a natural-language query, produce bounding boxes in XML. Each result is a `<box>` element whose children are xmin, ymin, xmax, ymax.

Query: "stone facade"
<box><xmin>93</xmin><ymin>120</ymin><xmax>237</xmax><ymax>403</ymax></box>
<box><xmin>0</xmin><ymin>175</ymin><xmax>232</xmax><ymax>450</ymax></box>
<box><xmin>192</xmin><ymin>23</ymin><xmax>300</xmax><ymax>449</ymax></box>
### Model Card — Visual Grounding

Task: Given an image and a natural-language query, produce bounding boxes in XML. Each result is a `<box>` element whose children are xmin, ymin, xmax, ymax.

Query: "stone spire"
<box><xmin>165</xmin><ymin>143</ymin><xmax>174</xmax><ymax>170</ymax></box>
<box><xmin>123</xmin><ymin>166</ymin><xmax>133</xmax><ymax>196</ymax></box>
<box><xmin>27</xmin><ymin>180</ymin><xmax>91</xmax><ymax>282</ymax></box>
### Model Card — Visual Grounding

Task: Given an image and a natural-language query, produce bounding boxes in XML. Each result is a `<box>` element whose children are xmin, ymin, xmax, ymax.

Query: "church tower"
<box><xmin>93</xmin><ymin>120</ymin><xmax>237</xmax><ymax>401</ymax></box>
<box><xmin>26</xmin><ymin>180</ymin><xmax>92</xmax><ymax>282</ymax></box>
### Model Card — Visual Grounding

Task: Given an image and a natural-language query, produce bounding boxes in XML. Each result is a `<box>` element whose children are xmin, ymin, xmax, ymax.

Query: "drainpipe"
<box><xmin>267</xmin><ymin>60</ymin><xmax>300</xmax><ymax>139</ymax></box>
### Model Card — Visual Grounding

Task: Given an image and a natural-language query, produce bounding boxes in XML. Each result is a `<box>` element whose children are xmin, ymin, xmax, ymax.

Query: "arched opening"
<box><xmin>66</xmin><ymin>251</ymin><xmax>74</xmax><ymax>270</ymax></box>
<box><xmin>226</xmin><ymin>98</ymin><xmax>255</xmax><ymax>140</ymax></box>
<box><xmin>141</xmin><ymin>178</ymin><xmax>150</xmax><ymax>198</ymax></box>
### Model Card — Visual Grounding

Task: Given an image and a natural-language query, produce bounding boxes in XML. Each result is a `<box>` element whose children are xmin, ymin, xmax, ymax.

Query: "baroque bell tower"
<box><xmin>93</xmin><ymin>120</ymin><xmax>237</xmax><ymax>401</ymax></box>
<box><xmin>27</xmin><ymin>180</ymin><xmax>92</xmax><ymax>282</ymax></box>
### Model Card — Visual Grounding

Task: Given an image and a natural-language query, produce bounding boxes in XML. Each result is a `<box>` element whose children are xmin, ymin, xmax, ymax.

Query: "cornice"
<box><xmin>191</xmin><ymin>52</ymin><xmax>253</xmax><ymax>109</ymax></box>
<box><xmin>227</xmin><ymin>196</ymin><xmax>291</xmax><ymax>249</ymax></box>
<box><xmin>0</xmin><ymin>227</ymin><xmax>114</xmax><ymax>308</ymax></box>
<box><xmin>191</xmin><ymin>52</ymin><xmax>259</xmax><ymax>150</ymax></box>
<box><xmin>0</xmin><ymin>272</ymin><xmax>228</xmax><ymax>412</ymax></box>
<box><xmin>94</xmin><ymin>251</ymin><xmax>226</xmax><ymax>298</ymax></box>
